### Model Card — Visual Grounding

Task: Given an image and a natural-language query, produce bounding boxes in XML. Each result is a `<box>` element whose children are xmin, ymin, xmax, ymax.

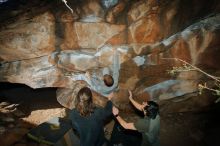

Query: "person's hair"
<box><xmin>75</xmin><ymin>87</ymin><xmax>94</xmax><ymax>117</ymax></box>
<box><xmin>103</xmin><ymin>74</ymin><xmax>114</xmax><ymax>87</ymax></box>
<box><xmin>144</xmin><ymin>101</ymin><xmax>159</xmax><ymax>119</ymax></box>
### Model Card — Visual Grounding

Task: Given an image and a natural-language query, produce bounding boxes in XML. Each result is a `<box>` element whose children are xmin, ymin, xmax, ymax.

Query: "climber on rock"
<box><xmin>70</xmin><ymin>49</ymin><xmax>120</xmax><ymax>97</ymax></box>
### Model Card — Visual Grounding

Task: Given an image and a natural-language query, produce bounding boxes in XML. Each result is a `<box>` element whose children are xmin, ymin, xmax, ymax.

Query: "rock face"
<box><xmin>0</xmin><ymin>12</ymin><xmax>55</xmax><ymax>61</ymax></box>
<box><xmin>0</xmin><ymin>0</ymin><xmax>220</xmax><ymax>110</ymax></box>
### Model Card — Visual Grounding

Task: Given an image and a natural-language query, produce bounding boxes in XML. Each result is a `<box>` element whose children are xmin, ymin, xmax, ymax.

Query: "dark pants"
<box><xmin>108</xmin><ymin>121</ymin><xmax>142</xmax><ymax>146</ymax></box>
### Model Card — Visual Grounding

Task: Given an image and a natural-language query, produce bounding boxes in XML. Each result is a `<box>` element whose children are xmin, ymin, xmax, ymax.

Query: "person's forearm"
<box><xmin>115</xmin><ymin>116</ymin><xmax>136</xmax><ymax>130</ymax></box>
<box><xmin>116</xmin><ymin>116</ymin><xmax>127</xmax><ymax>129</ymax></box>
<box><xmin>129</xmin><ymin>98</ymin><xmax>143</xmax><ymax>111</ymax></box>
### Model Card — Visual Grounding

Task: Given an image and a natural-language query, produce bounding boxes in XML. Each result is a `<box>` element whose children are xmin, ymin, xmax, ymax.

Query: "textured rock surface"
<box><xmin>0</xmin><ymin>12</ymin><xmax>55</xmax><ymax>61</ymax></box>
<box><xmin>0</xmin><ymin>0</ymin><xmax>220</xmax><ymax>110</ymax></box>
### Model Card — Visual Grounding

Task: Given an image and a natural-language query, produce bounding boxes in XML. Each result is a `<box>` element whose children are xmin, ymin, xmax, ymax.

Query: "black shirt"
<box><xmin>69</xmin><ymin>101</ymin><xmax>113</xmax><ymax>146</ymax></box>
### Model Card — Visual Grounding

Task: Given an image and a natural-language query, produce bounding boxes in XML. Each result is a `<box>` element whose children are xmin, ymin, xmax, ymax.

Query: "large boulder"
<box><xmin>0</xmin><ymin>0</ymin><xmax>220</xmax><ymax>110</ymax></box>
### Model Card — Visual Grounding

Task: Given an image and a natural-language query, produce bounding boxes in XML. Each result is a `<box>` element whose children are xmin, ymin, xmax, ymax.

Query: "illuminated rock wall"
<box><xmin>0</xmin><ymin>0</ymin><xmax>220</xmax><ymax>108</ymax></box>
